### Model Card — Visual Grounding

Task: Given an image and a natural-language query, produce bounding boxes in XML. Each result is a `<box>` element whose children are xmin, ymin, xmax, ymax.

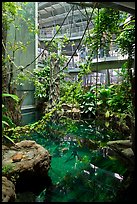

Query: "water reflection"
<box><xmin>19</xmin><ymin>119</ymin><xmax>127</xmax><ymax>202</ymax></box>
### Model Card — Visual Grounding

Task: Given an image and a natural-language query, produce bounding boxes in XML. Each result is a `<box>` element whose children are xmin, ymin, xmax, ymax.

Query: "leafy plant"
<box><xmin>97</xmin><ymin>86</ymin><xmax>111</xmax><ymax>109</ymax></box>
<box><xmin>2</xmin><ymin>93</ymin><xmax>19</xmax><ymax>144</ymax></box>
<box><xmin>60</xmin><ymin>81</ymin><xmax>82</xmax><ymax>106</ymax></box>
<box><xmin>84</xmin><ymin>8</ymin><xmax>127</xmax><ymax>59</ymax></box>
<box><xmin>116</xmin><ymin>17</ymin><xmax>135</xmax><ymax>57</ymax></box>
<box><xmin>2</xmin><ymin>93</ymin><xmax>19</xmax><ymax>101</ymax></box>
<box><xmin>76</xmin><ymin>87</ymin><xmax>96</xmax><ymax>117</ymax></box>
<box><xmin>33</xmin><ymin>65</ymin><xmax>50</xmax><ymax>100</ymax></box>
<box><xmin>2</xmin><ymin>164</ymin><xmax>14</xmax><ymax>175</ymax></box>
<box><xmin>2</xmin><ymin>109</ymin><xmax>15</xmax><ymax>129</ymax></box>
<box><xmin>2</xmin><ymin>93</ymin><xmax>19</xmax><ymax>128</ymax></box>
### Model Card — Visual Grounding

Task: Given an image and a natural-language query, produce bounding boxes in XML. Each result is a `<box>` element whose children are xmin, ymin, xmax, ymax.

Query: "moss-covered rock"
<box><xmin>2</xmin><ymin>140</ymin><xmax>52</xmax><ymax>194</ymax></box>
<box><xmin>2</xmin><ymin>176</ymin><xmax>16</xmax><ymax>202</ymax></box>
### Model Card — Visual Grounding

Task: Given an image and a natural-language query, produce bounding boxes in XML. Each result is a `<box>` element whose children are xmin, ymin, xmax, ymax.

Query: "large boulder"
<box><xmin>2</xmin><ymin>140</ymin><xmax>52</xmax><ymax>194</ymax></box>
<box><xmin>2</xmin><ymin>176</ymin><xmax>16</xmax><ymax>202</ymax></box>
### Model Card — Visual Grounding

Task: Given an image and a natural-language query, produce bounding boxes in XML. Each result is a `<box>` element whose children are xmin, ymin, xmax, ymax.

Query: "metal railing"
<box><xmin>66</xmin><ymin>71</ymin><xmax>123</xmax><ymax>86</ymax></box>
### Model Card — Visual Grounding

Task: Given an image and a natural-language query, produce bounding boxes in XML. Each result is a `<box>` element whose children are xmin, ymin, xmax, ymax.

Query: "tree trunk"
<box><xmin>48</xmin><ymin>57</ymin><xmax>60</xmax><ymax>119</ymax></box>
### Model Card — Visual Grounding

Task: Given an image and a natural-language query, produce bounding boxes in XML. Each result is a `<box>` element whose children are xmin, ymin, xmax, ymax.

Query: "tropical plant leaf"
<box><xmin>2</xmin><ymin>104</ymin><xmax>7</xmax><ymax>113</ymax></box>
<box><xmin>105</xmin><ymin>121</ymin><xmax>109</xmax><ymax>127</ymax></box>
<box><xmin>97</xmin><ymin>101</ymin><xmax>103</xmax><ymax>105</ymax></box>
<box><xmin>2</xmin><ymin>93</ymin><xmax>19</xmax><ymax>102</ymax></box>
<box><xmin>2</xmin><ymin>115</ymin><xmax>15</xmax><ymax>128</ymax></box>
<box><xmin>105</xmin><ymin>110</ymin><xmax>110</xmax><ymax>118</ymax></box>
<box><xmin>88</xmin><ymin>107</ymin><xmax>93</xmax><ymax>111</ymax></box>
<box><xmin>3</xmin><ymin>135</ymin><xmax>16</xmax><ymax>145</ymax></box>
<box><xmin>2</xmin><ymin>120</ymin><xmax>10</xmax><ymax>127</ymax></box>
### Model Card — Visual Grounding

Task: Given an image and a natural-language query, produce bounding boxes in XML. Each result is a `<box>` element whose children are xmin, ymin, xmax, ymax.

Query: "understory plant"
<box><xmin>2</xmin><ymin>5</ymin><xmax>135</xmax><ymax>153</ymax></box>
<box><xmin>33</xmin><ymin>63</ymin><xmax>50</xmax><ymax>101</ymax></box>
<box><xmin>33</xmin><ymin>36</ymin><xmax>69</xmax><ymax>112</ymax></box>
<box><xmin>76</xmin><ymin>85</ymin><xmax>96</xmax><ymax>118</ymax></box>
<box><xmin>78</xmin><ymin>7</ymin><xmax>135</xmax><ymax>133</ymax></box>
<box><xmin>60</xmin><ymin>80</ymin><xmax>82</xmax><ymax>107</ymax></box>
<box><xmin>2</xmin><ymin>93</ymin><xmax>19</xmax><ymax>128</ymax></box>
<box><xmin>2</xmin><ymin>93</ymin><xmax>19</xmax><ymax>144</ymax></box>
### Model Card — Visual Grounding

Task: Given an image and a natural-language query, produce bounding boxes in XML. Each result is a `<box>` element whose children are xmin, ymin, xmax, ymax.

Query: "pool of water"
<box><xmin>17</xmin><ymin>118</ymin><xmax>127</xmax><ymax>202</ymax></box>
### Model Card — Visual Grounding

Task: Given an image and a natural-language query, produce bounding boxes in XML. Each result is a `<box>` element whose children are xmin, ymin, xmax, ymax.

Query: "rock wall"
<box><xmin>2</xmin><ymin>140</ymin><xmax>52</xmax><ymax>202</ymax></box>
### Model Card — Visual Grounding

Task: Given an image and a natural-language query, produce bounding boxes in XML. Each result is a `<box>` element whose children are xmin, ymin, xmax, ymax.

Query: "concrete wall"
<box><xmin>6</xmin><ymin>2</ymin><xmax>38</xmax><ymax>125</ymax></box>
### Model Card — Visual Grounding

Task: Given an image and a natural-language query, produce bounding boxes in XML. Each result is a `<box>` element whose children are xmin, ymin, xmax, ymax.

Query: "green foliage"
<box><xmin>78</xmin><ymin>9</ymin><xmax>134</xmax><ymax>125</ymax></box>
<box><xmin>3</xmin><ymin>2</ymin><xmax>36</xmax><ymax>89</ymax></box>
<box><xmin>93</xmin><ymin>8</ymin><xmax>120</xmax><ymax>48</ymax></box>
<box><xmin>33</xmin><ymin>37</ymin><xmax>68</xmax><ymax>103</ymax></box>
<box><xmin>60</xmin><ymin>81</ymin><xmax>82</xmax><ymax>106</ymax></box>
<box><xmin>78</xmin><ymin>63</ymin><xmax>91</xmax><ymax>80</ymax></box>
<box><xmin>97</xmin><ymin>82</ymin><xmax>132</xmax><ymax>115</ymax></box>
<box><xmin>13</xmin><ymin>70</ymin><xmax>32</xmax><ymax>87</ymax></box>
<box><xmin>97</xmin><ymin>8</ymin><xmax>120</xmax><ymax>33</ymax></box>
<box><xmin>3</xmin><ymin>104</ymin><xmax>59</xmax><ymax>140</ymax></box>
<box><xmin>76</xmin><ymin>87</ymin><xmax>96</xmax><ymax>116</ymax></box>
<box><xmin>2</xmin><ymin>4</ymin><xmax>134</xmax><ymax>150</ymax></box>
<box><xmin>2</xmin><ymin>93</ymin><xmax>19</xmax><ymax>129</ymax></box>
<box><xmin>97</xmin><ymin>86</ymin><xmax>111</xmax><ymax>109</ymax></box>
<box><xmin>84</xmin><ymin>8</ymin><xmax>128</xmax><ymax>59</ymax></box>
<box><xmin>108</xmin><ymin>70</ymin><xmax>132</xmax><ymax>113</ymax></box>
<box><xmin>61</xmin><ymin>61</ymin><xmax>133</xmax><ymax>122</ymax></box>
<box><xmin>2</xmin><ymin>93</ymin><xmax>21</xmax><ymax>145</ymax></box>
<box><xmin>2</xmin><ymin>93</ymin><xmax>19</xmax><ymax>102</ymax></box>
<box><xmin>2</xmin><ymin>164</ymin><xmax>14</xmax><ymax>175</ymax></box>
<box><xmin>2</xmin><ymin>114</ymin><xmax>15</xmax><ymax>129</ymax></box>
<box><xmin>2</xmin><ymin>2</ymin><xmax>22</xmax><ymax>29</ymax></box>
<box><xmin>33</xmin><ymin>65</ymin><xmax>50</xmax><ymax>100</ymax></box>
<box><xmin>116</xmin><ymin>17</ymin><xmax>135</xmax><ymax>56</ymax></box>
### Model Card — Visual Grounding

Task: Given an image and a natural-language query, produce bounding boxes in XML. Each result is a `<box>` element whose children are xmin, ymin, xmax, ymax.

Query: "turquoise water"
<box><xmin>19</xmin><ymin>118</ymin><xmax>127</xmax><ymax>202</ymax></box>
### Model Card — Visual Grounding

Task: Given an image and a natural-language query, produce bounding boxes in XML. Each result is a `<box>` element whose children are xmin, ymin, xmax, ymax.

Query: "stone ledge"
<box><xmin>2</xmin><ymin>140</ymin><xmax>52</xmax><ymax>201</ymax></box>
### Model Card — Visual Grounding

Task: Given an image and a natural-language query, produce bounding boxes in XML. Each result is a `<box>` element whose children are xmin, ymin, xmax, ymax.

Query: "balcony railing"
<box><xmin>39</xmin><ymin>27</ymin><xmax>89</xmax><ymax>40</ymax></box>
<box><xmin>65</xmin><ymin>70</ymin><xmax>123</xmax><ymax>86</ymax></box>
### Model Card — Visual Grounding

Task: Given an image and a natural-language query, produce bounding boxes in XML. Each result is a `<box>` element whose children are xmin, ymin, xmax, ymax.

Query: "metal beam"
<box><xmin>38</xmin><ymin>5</ymin><xmax>76</xmax><ymax>19</ymax></box>
<box><xmin>39</xmin><ymin>35</ymin><xmax>83</xmax><ymax>41</ymax></box>
<box><xmin>67</xmin><ymin>59</ymin><xmax>128</xmax><ymax>73</ymax></box>
<box><xmin>39</xmin><ymin>8</ymin><xmax>92</xmax><ymax>25</ymax></box>
<box><xmin>113</xmin><ymin>2</ymin><xmax>135</xmax><ymax>10</ymax></box>
<box><xmin>38</xmin><ymin>2</ymin><xmax>59</xmax><ymax>10</ymax></box>
<box><xmin>66</xmin><ymin>2</ymin><xmax>135</xmax><ymax>16</ymax></box>
<box><xmin>100</xmin><ymin>2</ymin><xmax>135</xmax><ymax>16</ymax></box>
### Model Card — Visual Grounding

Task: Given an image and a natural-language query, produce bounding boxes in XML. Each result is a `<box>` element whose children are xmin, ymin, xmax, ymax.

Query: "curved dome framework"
<box><xmin>37</xmin><ymin>2</ymin><xmax>135</xmax><ymax>86</ymax></box>
<box><xmin>38</xmin><ymin>2</ymin><xmax>93</xmax><ymax>40</ymax></box>
<box><xmin>38</xmin><ymin>2</ymin><xmax>135</xmax><ymax>41</ymax></box>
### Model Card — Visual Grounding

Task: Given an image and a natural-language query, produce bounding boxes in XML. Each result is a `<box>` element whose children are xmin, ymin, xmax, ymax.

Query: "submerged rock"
<box><xmin>107</xmin><ymin>140</ymin><xmax>134</xmax><ymax>171</ymax></box>
<box><xmin>15</xmin><ymin>191</ymin><xmax>36</xmax><ymax>202</ymax></box>
<box><xmin>2</xmin><ymin>140</ymin><xmax>52</xmax><ymax>195</ymax></box>
<box><xmin>2</xmin><ymin>176</ymin><xmax>16</xmax><ymax>202</ymax></box>
<box><xmin>107</xmin><ymin>140</ymin><xmax>132</xmax><ymax>148</ymax></box>
<box><xmin>79</xmin><ymin>138</ymin><xmax>99</xmax><ymax>150</ymax></box>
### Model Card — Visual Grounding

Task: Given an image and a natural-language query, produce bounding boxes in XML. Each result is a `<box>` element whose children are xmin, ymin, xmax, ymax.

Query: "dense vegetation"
<box><xmin>2</xmin><ymin>3</ymin><xmax>135</xmax><ymax>203</ymax></box>
<box><xmin>2</xmin><ymin>2</ymin><xmax>135</xmax><ymax>152</ymax></box>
